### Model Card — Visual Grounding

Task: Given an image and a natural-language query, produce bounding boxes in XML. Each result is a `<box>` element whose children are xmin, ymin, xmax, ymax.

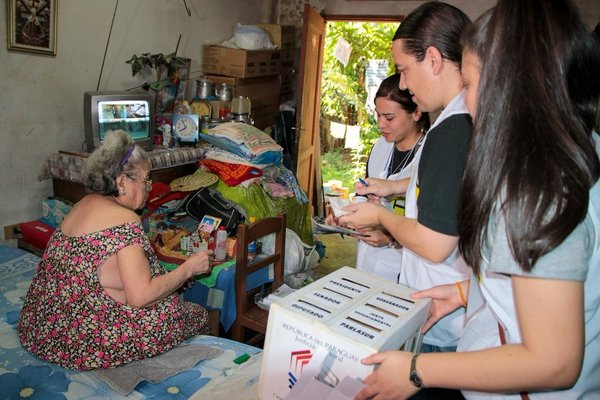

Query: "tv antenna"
<box><xmin>96</xmin><ymin>0</ymin><xmax>120</xmax><ymax>91</ymax></box>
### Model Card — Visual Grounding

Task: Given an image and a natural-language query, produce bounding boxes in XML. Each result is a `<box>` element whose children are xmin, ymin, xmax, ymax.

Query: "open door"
<box><xmin>295</xmin><ymin>5</ymin><xmax>326</xmax><ymax>216</ymax></box>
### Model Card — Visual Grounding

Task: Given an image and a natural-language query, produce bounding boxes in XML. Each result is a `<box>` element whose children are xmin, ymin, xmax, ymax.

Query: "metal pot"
<box><xmin>196</xmin><ymin>78</ymin><xmax>215</xmax><ymax>100</ymax></box>
<box><xmin>215</xmin><ymin>83</ymin><xmax>233</xmax><ymax>101</ymax></box>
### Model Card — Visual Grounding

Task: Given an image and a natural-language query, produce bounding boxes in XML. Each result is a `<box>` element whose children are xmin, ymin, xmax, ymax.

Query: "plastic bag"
<box><xmin>234</xmin><ymin>24</ymin><xmax>275</xmax><ymax>50</ymax></box>
<box><xmin>261</xmin><ymin>228</ymin><xmax>318</xmax><ymax>288</ymax></box>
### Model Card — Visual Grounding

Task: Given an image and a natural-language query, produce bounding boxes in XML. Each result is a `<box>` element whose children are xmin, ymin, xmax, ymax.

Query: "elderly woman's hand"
<box><xmin>185</xmin><ymin>250</ymin><xmax>212</xmax><ymax>276</ymax></box>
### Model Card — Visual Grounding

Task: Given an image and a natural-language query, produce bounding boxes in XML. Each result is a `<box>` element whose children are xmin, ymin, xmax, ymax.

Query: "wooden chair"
<box><xmin>231</xmin><ymin>213</ymin><xmax>286</xmax><ymax>345</ymax></box>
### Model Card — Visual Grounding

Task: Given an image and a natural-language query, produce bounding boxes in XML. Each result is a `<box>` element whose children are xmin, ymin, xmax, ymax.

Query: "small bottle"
<box><xmin>247</xmin><ymin>216</ymin><xmax>257</xmax><ymax>262</ymax></box>
<box><xmin>215</xmin><ymin>226</ymin><xmax>227</xmax><ymax>261</ymax></box>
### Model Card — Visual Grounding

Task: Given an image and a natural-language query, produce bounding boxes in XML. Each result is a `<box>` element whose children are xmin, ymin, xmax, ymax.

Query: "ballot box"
<box><xmin>258</xmin><ymin>267</ymin><xmax>431</xmax><ymax>400</ymax></box>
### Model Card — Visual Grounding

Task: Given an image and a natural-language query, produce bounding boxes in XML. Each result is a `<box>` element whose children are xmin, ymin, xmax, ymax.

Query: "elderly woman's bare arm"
<box><xmin>116</xmin><ymin>245</ymin><xmax>211</xmax><ymax>308</ymax></box>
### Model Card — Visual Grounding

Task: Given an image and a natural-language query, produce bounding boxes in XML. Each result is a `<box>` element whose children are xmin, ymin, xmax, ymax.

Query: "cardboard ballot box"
<box><xmin>258</xmin><ymin>267</ymin><xmax>431</xmax><ymax>400</ymax></box>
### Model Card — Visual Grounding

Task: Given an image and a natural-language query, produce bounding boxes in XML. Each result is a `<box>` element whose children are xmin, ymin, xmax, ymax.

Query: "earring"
<box><xmin>119</xmin><ymin>187</ymin><xmax>126</xmax><ymax>196</ymax></box>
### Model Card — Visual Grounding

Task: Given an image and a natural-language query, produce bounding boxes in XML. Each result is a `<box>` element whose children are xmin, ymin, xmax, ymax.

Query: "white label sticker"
<box><xmin>323</xmin><ymin>277</ymin><xmax>369</xmax><ymax>298</ymax></box>
<box><xmin>289</xmin><ymin>300</ymin><xmax>331</xmax><ymax>319</ymax></box>
<box><xmin>332</xmin><ymin>318</ymin><xmax>380</xmax><ymax>343</ymax></box>
<box><xmin>306</xmin><ymin>288</ymin><xmax>349</xmax><ymax>310</ymax></box>
<box><xmin>349</xmin><ymin>304</ymin><xmax>399</xmax><ymax>330</ymax></box>
<box><xmin>367</xmin><ymin>292</ymin><xmax>413</xmax><ymax>316</ymax></box>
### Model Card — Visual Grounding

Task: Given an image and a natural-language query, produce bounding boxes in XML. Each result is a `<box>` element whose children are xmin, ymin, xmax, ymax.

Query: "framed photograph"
<box><xmin>198</xmin><ymin>215</ymin><xmax>222</xmax><ymax>235</ymax></box>
<box><xmin>7</xmin><ymin>0</ymin><xmax>58</xmax><ymax>56</ymax></box>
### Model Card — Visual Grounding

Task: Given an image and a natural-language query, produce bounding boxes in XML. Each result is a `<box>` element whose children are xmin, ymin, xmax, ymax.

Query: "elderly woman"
<box><xmin>18</xmin><ymin>130</ymin><xmax>211</xmax><ymax>370</ymax></box>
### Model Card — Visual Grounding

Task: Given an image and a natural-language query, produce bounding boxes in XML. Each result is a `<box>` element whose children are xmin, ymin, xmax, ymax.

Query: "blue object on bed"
<box><xmin>0</xmin><ymin>245</ymin><xmax>262</xmax><ymax>399</ymax></box>
<box><xmin>183</xmin><ymin>256</ymin><xmax>274</xmax><ymax>332</ymax></box>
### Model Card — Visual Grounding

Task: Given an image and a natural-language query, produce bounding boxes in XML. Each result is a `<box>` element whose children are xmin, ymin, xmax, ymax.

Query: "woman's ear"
<box><xmin>116</xmin><ymin>174</ymin><xmax>127</xmax><ymax>189</ymax></box>
<box><xmin>413</xmin><ymin>109</ymin><xmax>422</xmax><ymax>122</ymax></box>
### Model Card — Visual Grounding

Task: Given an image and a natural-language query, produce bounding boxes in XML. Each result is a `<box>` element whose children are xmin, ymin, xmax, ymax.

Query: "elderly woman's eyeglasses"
<box><xmin>126</xmin><ymin>175</ymin><xmax>152</xmax><ymax>191</ymax></box>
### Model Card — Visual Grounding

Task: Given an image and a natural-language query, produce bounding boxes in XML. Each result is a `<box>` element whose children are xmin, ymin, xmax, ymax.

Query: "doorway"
<box><xmin>319</xmin><ymin>19</ymin><xmax>399</xmax><ymax>204</ymax></box>
<box><xmin>295</xmin><ymin>9</ymin><xmax>402</xmax><ymax>217</ymax></box>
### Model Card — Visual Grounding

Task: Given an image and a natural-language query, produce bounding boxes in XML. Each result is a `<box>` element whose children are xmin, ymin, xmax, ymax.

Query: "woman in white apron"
<box><xmin>354</xmin><ymin>1</ymin><xmax>600</xmax><ymax>399</ymax></box>
<box><xmin>353</xmin><ymin>73</ymin><xmax>429</xmax><ymax>282</ymax></box>
<box><xmin>340</xmin><ymin>2</ymin><xmax>472</xmax><ymax>357</ymax></box>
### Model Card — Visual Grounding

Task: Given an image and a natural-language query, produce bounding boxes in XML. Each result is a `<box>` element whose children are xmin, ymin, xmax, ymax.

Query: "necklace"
<box><xmin>387</xmin><ymin>132</ymin><xmax>424</xmax><ymax>178</ymax></box>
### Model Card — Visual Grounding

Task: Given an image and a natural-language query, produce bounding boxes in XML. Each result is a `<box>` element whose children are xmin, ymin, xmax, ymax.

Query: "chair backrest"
<box><xmin>233</xmin><ymin>213</ymin><xmax>286</xmax><ymax>340</ymax></box>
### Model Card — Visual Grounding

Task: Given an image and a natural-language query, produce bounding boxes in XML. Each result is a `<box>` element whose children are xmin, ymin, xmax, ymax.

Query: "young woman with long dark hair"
<box><xmin>354</xmin><ymin>0</ymin><xmax>600</xmax><ymax>398</ymax></box>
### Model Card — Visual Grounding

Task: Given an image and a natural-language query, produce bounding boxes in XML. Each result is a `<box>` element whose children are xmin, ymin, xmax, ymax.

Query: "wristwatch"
<box><xmin>386</xmin><ymin>236</ymin><xmax>401</xmax><ymax>249</ymax></box>
<box><xmin>409</xmin><ymin>354</ymin><xmax>425</xmax><ymax>388</ymax></box>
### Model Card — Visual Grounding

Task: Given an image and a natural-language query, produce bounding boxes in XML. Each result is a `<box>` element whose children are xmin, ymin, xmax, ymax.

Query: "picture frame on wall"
<box><xmin>7</xmin><ymin>0</ymin><xmax>58</xmax><ymax>56</ymax></box>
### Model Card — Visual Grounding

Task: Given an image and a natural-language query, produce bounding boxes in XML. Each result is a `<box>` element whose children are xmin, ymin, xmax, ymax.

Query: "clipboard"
<box><xmin>314</xmin><ymin>222</ymin><xmax>369</xmax><ymax>237</ymax></box>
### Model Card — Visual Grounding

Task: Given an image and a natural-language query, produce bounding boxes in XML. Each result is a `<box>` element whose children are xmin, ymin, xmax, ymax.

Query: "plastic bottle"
<box><xmin>215</xmin><ymin>226</ymin><xmax>227</xmax><ymax>261</ymax></box>
<box><xmin>247</xmin><ymin>216</ymin><xmax>257</xmax><ymax>261</ymax></box>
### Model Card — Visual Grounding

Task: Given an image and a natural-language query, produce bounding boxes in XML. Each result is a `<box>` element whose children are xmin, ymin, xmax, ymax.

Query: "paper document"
<box><xmin>327</xmin><ymin>195</ymin><xmax>351</xmax><ymax>217</ymax></box>
<box><xmin>257</xmin><ymin>284</ymin><xmax>297</xmax><ymax>310</ymax></box>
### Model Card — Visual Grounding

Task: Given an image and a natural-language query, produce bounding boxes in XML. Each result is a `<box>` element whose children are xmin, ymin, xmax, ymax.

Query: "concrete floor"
<box><xmin>314</xmin><ymin>233</ymin><xmax>358</xmax><ymax>278</ymax></box>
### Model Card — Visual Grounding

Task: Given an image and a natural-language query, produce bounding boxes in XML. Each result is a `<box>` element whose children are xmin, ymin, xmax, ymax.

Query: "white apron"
<box><xmin>400</xmin><ymin>90</ymin><xmax>471</xmax><ymax>347</ymax></box>
<box><xmin>458</xmin><ymin>135</ymin><xmax>600</xmax><ymax>399</ymax></box>
<box><xmin>355</xmin><ymin>137</ymin><xmax>418</xmax><ymax>282</ymax></box>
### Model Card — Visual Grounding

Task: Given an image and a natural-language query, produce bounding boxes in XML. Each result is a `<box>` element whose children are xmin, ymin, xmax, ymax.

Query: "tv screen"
<box><xmin>84</xmin><ymin>91</ymin><xmax>155</xmax><ymax>153</ymax></box>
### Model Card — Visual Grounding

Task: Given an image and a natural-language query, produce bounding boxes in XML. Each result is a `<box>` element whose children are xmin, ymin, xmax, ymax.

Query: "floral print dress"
<box><xmin>18</xmin><ymin>222</ymin><xmax>209</xmax><ymax>370</ymax></box>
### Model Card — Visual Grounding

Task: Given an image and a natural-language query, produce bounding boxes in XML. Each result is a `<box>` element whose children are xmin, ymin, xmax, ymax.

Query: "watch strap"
<box><xmin>409</xmin><ymin>353</ymin><xmax>425</xmax><ymax>388</ymax></box>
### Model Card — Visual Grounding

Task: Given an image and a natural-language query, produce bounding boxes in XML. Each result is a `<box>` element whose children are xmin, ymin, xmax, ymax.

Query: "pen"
<box><xmin>359</xmin><ymin>178</ymin><xmax>368</xmax><ymax>186</ymax></box>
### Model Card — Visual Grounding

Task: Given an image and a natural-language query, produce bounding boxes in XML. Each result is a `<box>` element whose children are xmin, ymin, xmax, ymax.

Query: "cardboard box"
<box><xmin>256</xmin><ymin>24</ymin><xmax>295</xmax><ymax>49</ymax></box>
<box><xmin>206</xmin><ymin>74</ymin><xmax>281</xmax><ymax>129</ymax></box>
<box><xmin>202</xmin><ymin>45</ymin><xmax>281</xmax><ymax>78</ymax></box>
<box><xmin>256</xmin><ymin>24</ymin><xmax>296</xmax><ymax>63</ymax></box>
<box><xmin>252</xmin><ymin>104</ymin><xmax>280</xmax><ymax>130</ymax></box>
<box><xmin>258</xmin><ymin>267</ymin><xmax>431</xmax><ymax>400</ymax></box>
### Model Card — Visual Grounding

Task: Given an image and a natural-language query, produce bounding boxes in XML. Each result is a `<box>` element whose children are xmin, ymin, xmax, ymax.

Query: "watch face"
<box><xmin>174</xmin><ymin>115</ymin><xmax>199</xmax><ymax>141</ymax></box>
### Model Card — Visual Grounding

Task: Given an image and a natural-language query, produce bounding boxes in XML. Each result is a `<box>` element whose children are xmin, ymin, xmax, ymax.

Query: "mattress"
<box><xmin>0</xmin><ymin>244</ymin><xmax>263</xmax><ymax>399</ymax></box>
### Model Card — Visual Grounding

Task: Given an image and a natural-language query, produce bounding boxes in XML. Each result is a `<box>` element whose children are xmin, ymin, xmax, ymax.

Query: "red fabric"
<box><xmin>146</xmin><ymin>182</ymin><xmax>188</xmax><ymax>211</ymax></box>
<box><xmin>199</xmin><ymin>159</ymin><xmax>262</xmax><ymax>186</ymax></box>
<box><xmin>19</xmin><ymin>220</ymin><xmax>56</xmax><ymax>251</ymax></box>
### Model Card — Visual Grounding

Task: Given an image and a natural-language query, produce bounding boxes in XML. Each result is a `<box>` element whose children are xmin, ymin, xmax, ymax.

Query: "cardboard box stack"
<box><xmin>202</xmin><ymin>43</ymin><xmax>282</xmax><ymax>130</ymax></box>
<box><xmin>202</xmin><ymin>45</ymin><xmax>281</xmax><ymax>78</ymax></box>
<box><xmin>257</xmin><ymin>23</ymin><xmax>296</xmax><ymax>102</ymax></box>
<box><xmin>206</xmin><ymin>74</ymin><xmax>281</xmax><ymax>131</ymax></box>
<box><xmin>201</xmin><ymin>24</ymin><xmax>296</xmax><ymax>130</ymax></box>
<box><xmin>258</xmin><ymin>266</ymin><xmax>431</xmax><ymax>400</ymax></box>
<box><xmin>256</xmin><ymin>24</ymin><xmax>296</xmax><ymax>63</ymax></box>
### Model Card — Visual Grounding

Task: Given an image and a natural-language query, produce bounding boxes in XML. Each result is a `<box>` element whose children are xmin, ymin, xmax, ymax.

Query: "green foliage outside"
<box><xmin>320</xmin><ymin>21</ymin><xmax>398</xmax><ymax>190</ymax></box>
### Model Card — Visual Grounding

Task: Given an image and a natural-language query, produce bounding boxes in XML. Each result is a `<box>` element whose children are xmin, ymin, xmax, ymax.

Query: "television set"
<box><xmin>83</xmin><ymin>91</ymin><xmax>155</xmax><ymax>153</ymax></box>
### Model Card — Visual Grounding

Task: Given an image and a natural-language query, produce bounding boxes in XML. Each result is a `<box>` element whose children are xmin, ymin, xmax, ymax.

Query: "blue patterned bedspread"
<box><xmin>0</xmin><ymin>245</ymin><xmax>262</xmax><ymax>399</ymax></box>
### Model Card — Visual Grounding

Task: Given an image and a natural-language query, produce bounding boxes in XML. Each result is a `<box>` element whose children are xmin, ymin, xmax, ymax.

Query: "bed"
<box><xmin>0</xmin><ymin>244</ymin><xmax>263</xmax><ymax>399</ymax></box>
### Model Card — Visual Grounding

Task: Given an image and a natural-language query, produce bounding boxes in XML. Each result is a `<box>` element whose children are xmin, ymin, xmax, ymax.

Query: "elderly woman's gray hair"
<box><xmin>83</xmin><ymin>130</ymin><xmax>150</xmax><ymax>195</ymax></box>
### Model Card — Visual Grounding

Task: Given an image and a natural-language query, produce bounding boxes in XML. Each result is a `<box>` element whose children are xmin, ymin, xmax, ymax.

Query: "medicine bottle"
<box><xmin>247</xmin><ymin>216</ymin><xmax>257</xmax><ymax>261</ymax></box>
<box><xmin>215</xmin><ymin>226</ymin><xmax>227</xmax><ymax>261</ymax></box>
